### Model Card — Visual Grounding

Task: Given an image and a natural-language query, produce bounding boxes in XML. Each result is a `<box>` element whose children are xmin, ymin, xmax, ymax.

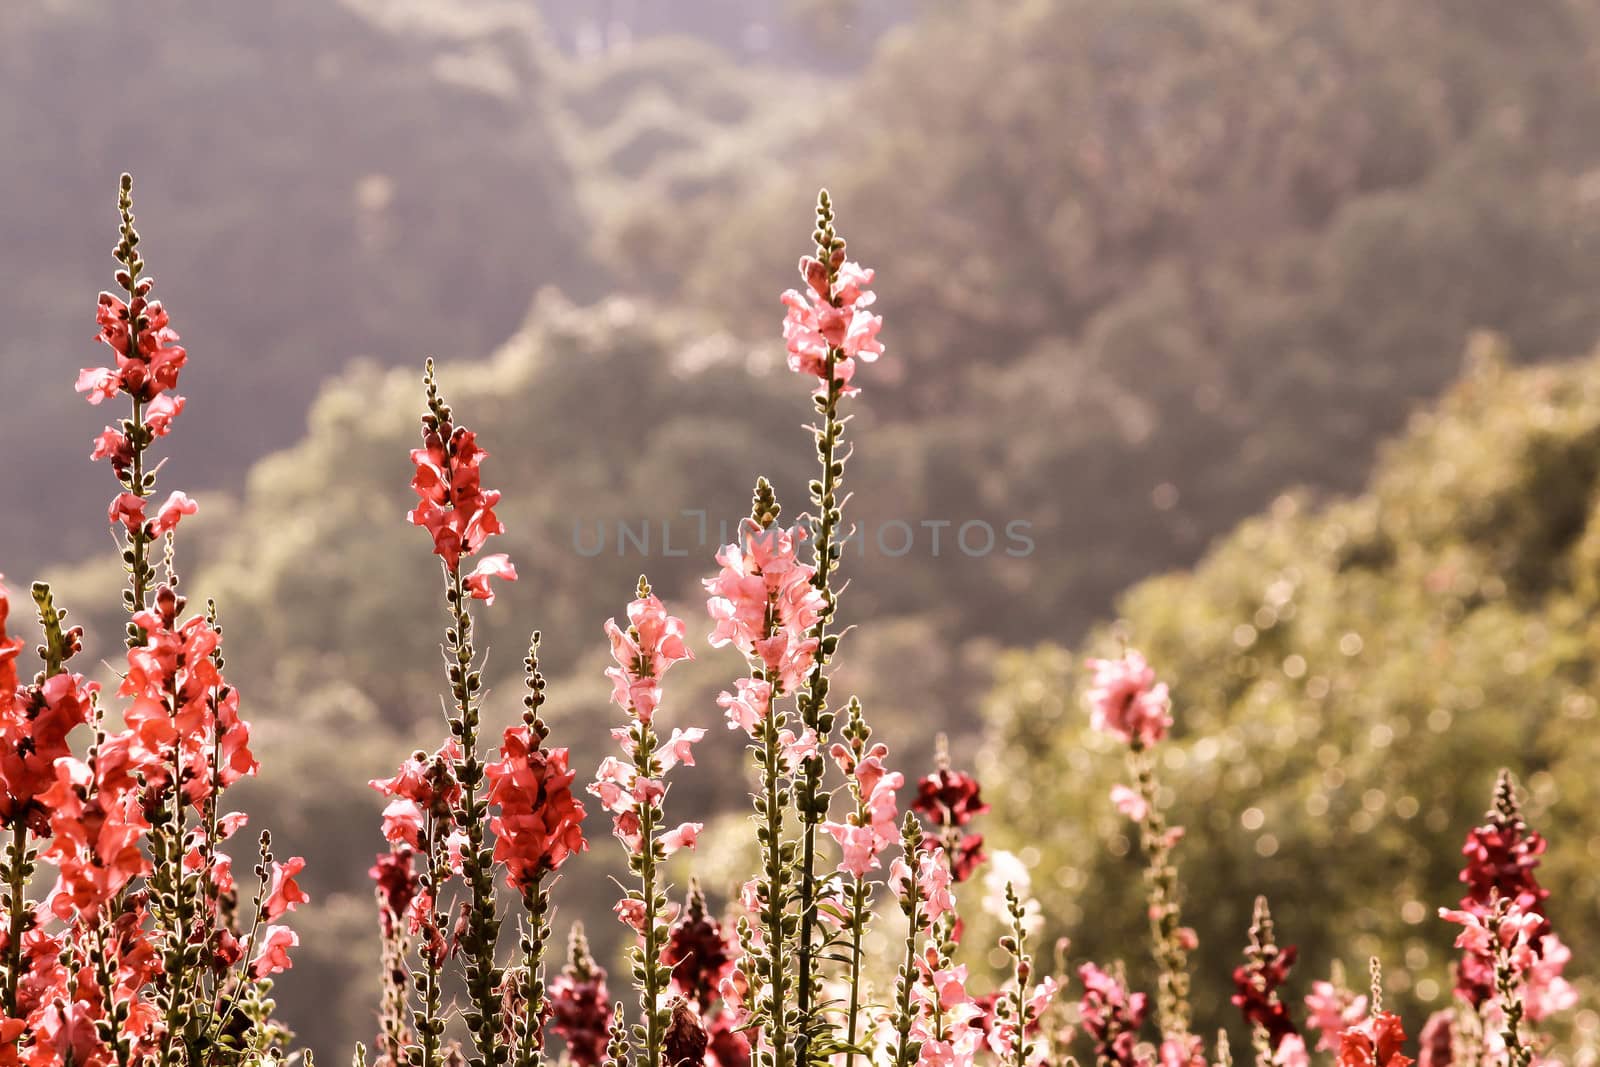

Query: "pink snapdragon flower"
<box><xmin>822</xmin><ymin>739</ymin><xmax>905</xmax><ymax>877</ymax></box>
<box><xmin>705</xmin><ymin>520</ymin><xmax>826</xmax><ymax>693</ymax></box>
<box><xmin>251</xmin><ymin>925</ymin><xmax>299</xmax><ymax>978</ymax></box>
<box><xmin>780</xmin><ymin>251</ymin><xmax>884</xmax><ymax>397</ymax></box>
<box><xmin>1078</xmin><ymin>962</ymin><xmax>1149</xmax><ymax>1067</ymax></box>
<box><xmin>717</xmin><ymin>677</ymin><xmax>771</xmax><ymax>737</ymax></box>
<box><xmin>1305</xmin><ymin>980</ymin><xmax>1367</xmax><ymax>1052</ymax></box>
<box><xmin>892</xmin><ymin>846</ymin><xmax>955</xmax><ymax>925</ymax></box>
<box><xmin>1086</xmin><ymin>649</ymin><xmax>1173</xmax><ymax>746</ymax></box>
<box><xmin>77</xmin><ymin>287</ymin><xmax>188</xmax><ymax>406</ymax></box>
<box><xmin>605</xmin><ymin>594</ymin><xmax>693</xmax><ymax>722</ymax></box>
<box><xmin>662</xmin><ymin>822</ymin><xmax>703</xmax><ymax>855</ymax></box>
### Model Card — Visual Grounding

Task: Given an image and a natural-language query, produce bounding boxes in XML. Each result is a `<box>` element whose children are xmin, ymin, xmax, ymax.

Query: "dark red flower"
<box><xmin>1232</xmin><ymin>944</ymin><xmax>1299</xmax><ymax>1049</ymax></box>
<box><xmin>1416</xmin><ymin>1010</ymin><xmax>1454</xmax><ymax>1067</ymax></box>
<box><xmin>1450</xmin><ymin>774</ymin><xmax>1552</xmax><ymax>1007</ymax></box>
<box><xmin>549</xmin><ymin>927</ymin><xmax>612</xmax><ymax>1067</ymax></box>
<box><xmin>912</xmin><ymin>768</ymin><xmax>990</xmax><ymax>829</ymax></box>
<box><xmin>662</xmin><ymin>884</ymin><xmax>736</xmax><ymax>1008</ymax></box>
<box><xmin>369</xmin><ymin>847</ymin><xmax>419</xmax><ymax>935</ymax></box>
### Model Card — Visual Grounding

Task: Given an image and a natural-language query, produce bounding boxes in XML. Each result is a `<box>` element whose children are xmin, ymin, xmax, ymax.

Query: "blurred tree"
<box><xmin>0</xmin><ymin>0</ymin><xmax>599</xmax><ymax>571</ymax></box>
<box><xmin>980</xmin><ymin>338</ymin><xmax>1600</xmax><ymax>1057</ymax></box>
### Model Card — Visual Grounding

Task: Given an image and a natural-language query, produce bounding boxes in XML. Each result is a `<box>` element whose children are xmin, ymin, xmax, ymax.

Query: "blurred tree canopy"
<box><xmin>980</xmin><ymin>339</ymin><xmax>1600</xmax><ymax>1054</ymax></box>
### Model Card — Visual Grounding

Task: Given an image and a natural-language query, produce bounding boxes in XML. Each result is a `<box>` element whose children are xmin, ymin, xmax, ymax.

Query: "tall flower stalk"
<box><xmin>590</xmin><ymin>578</ymin><xmax>698</xmax><ymax>1067</ymax></box>
<box><xmin>705</xmin><ymin>482</ymin><xmax>825</xmax><ymax>1067</ymax></box>
<box><xmin>1231</xmin><ymin>897</ymin><xmax>1300</xmax><ymax>1067</ymax></box>
<box><xmin>0</xmin><ymin>173</ymin><xmax>303</xmax><ymax>1066</ymax></box>
<box><xmin>821</xmin><ymin>699</ymin><xmax>903</xmax><ymax>1067</ymax></box>
<box><xmin>1087</xmin><ymin>649</ymin><xmax>1193</xmax><ymax>1047</ymax></box>
<box><xmin>372</xmin><ymin>366</ymin><xmax>582</xmax><ymax>1067</ymax></box>
<box><xmin>789</xmin><ymin>189</ymin><xmax>881</xmax><ymax>1037</ymax></box>
<box><xmin>703</xmin><ymin>191</ymin><xmax>883</xmax><ymax>1067</ymax></box>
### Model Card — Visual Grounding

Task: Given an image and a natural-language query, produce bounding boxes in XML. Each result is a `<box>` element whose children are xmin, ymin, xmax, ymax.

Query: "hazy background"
<box><xmin>4</xmin><ymin>0</ymin><xmax>1600</xmax><ymax>1059</ymax></box>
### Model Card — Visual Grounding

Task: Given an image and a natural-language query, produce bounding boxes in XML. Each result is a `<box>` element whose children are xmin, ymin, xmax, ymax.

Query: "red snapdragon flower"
<box><xmin>707</xmin><ymin>1013</ymin><xmax>752</xmax><ymax>1067</ymax></box>
<box><xmin>370</xmin><ymin>741</ymin><xmax>463</xmax><ymax>848</ymax></box>
<box><xmin>0</xmin><ymin>580</ymin><xmax>24</xmax><ymax>716</ymax></box>
<box><xmin>1086</xmin><ymin>649</ymin><xmax>1173</xmax><ymax>746</ymax></box>
<box><xmin>484</xmin><ymin>725</ymin><xmax>588</xmax><ymax>891</ymax></box>
<box><xmin>1</xmin><ymin>670</ymin><xmax>96</xmax><ymax>833</ymax></box>
<box><xmin>117</xmin><ymin>585</ymin><xmax>254</xmax><ymax>804</ymax></box>
<box><xmin>1338</xmin><ymin>1012</ymin><xmax>1412</xmax><ymax>1067</ymax></box>
<box><xmin>1446</xmin><ymin>776</ymin><xmax>1569</xmax><ymax>1010</ymax></box>
<box><xmin>263</xmin><ymin>856</ymin><xmax>310</xmax><ymax>921</ymax></box>
<box><xmin>38</xmin><ymin>758</ymin><xmax>152</xmax><ymax>920</ymax></box>
<box><xmin>369</xmin><ymin>846</ymin><xmax>419</xmax><ymax>921</ymax></box>
<box><xmin>77</xmin><ymin>287</ymin><xmax>188</xmax><ymax>407</ymax></box>
<box><xmin>406</xmin><ymin>422</ymin><xmax>511</xmax><ymax>573</ymax></box>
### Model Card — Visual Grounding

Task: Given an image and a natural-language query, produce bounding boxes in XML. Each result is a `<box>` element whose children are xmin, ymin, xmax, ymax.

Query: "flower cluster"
<box><xmin>405</xmin><ymin>361</ymin><xmax>514</xmax><ymax>592</ymax></box>
<box><xmin>1</xmin><ymin>611</ymin><xmax>92</xmax><ymax>833</ymax></box>
<box><xmin>1232</xmin><ymin>897</ymin><xmax>1300</xmax><ymax>1054</ymax></box>
<box><xmin>22</xmin><ymin>177</ymin><xmax>1597</xmax><ymax>1067</ymax></box>
<box><xmin>2</xmin><ymin>176</ymin><xmax>302</xmax><ymax>1067</ymax></box>
<box><xmin>1337</xmin><ymin>1012</ymin><xmax>1413</xmax><ymax>1067</ymax></box>
<box><xmin>1086</xmin><ymin>650</ymin><xmax>1172</xmax><ymax>747</ymax></box>
<box><xmin>913</xmin><ymin>757</ymin><xmax>990</xmax><ymax>883</ymax></box>
<box><xmin>606</xmin><ymin>591</ymin><xmax>694</xmax><ymax>723</ymax></box>
<box><xmin>371</xmin><ymin>374</ymin><xmax>588</xmax><ymax>1067</ymax></box>
<box><xmin>1445</xmin><ymin>774</ymin><xmax>1568</xmax><ymax>1011</ymax></box>
<box><xmin>549</xmin><ymin>924</ymin><xmax>613</xmax><ymax>1067</ymax></box>
<box><xmin>592</xmin><ymin>581</ymin><xmax>703</xmax><ymax>1067</ymax></box>
<box><xmin>1078</xmin><ymin>962</ymin><xmax>1149</xmax><ymax>1067</ymax></box>
<box><xmin>823</xmin><ymin>733</ymin><xmax>904</xmax><ymax>878</ymax></box>
<box><xmin>705</xmin><ymin>518</ymin><xmax>826</xmax><ymax>694</ymax></box>
<box><xmin>780</xmin><ymin>242</ymin><xmax>883</xmax><ymax>397</ymax></box>
<box><xmin>1088</xmin><ymin>647</ymin><xmax>1194</xmax><ymax>1046</ymax></box>
<box><xmin>1304</xmin><ymin>974</ymin><xmax>1368</xmax><ymax>1053</ymax></box>
<box><xmin>484</xmin><ymin>725</ymin><xmax>588</xmax><ymax>892</ymax></box>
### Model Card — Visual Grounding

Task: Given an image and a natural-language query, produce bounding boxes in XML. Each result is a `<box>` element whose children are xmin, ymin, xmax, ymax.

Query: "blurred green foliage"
<box><xmin>981</xmin><ymin>340</ymin><xmax>1600</xmax><ymax>1053</ymax></box>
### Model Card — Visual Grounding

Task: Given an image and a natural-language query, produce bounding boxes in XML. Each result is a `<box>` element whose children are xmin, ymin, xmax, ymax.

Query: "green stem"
<box><xmin>1131</xmin><ymin>743</ymin><xmax>1190</xmax><ymax>1041</ymax></box>
<box><xmin>889</xmin><ymin>857</ymin><xmax>923</xmax><ymax>1067</ymax></box>
<box><xmin>444</xmin><ymin>558</ymin><xmax>502</xmax><ymax>1067</ymax></box>
<box><xmin>842</xmin><ymin>878</ymin><xmax>868</xmax><ymax>1067</ymax></box>
<box><xmin>2</xmin><ymin>824</ymin><xmax>28</xmax><ymax>1017</ymax></box>
<box><xmin>632</xmin><ymin>719</ymin><xmax>666</xmax><ymax>1067</ymax></box>
<box><xmin>756</xmin><ymin>707</ymin><xmax>792</xmax><ymax>1067</ymax></box>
